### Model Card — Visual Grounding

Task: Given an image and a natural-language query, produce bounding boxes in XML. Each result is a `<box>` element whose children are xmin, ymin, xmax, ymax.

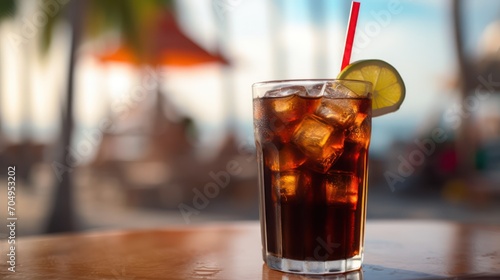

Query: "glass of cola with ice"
<box><xmin>253</xmin><ymin>79</ymin><xmax>372</xmax><ymax>275</ymax></box>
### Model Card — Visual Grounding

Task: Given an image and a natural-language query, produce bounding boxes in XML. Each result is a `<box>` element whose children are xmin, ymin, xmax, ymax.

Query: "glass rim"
<box><xmin>252</xmin><ymin>78</ymin><xmax>373</xmax><ymax>89</ymax></box>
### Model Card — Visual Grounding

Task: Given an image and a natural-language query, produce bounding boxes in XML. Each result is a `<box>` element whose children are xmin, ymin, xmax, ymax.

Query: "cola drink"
<box><xmin>253</xmin><ymin>80</ymin><xmax>372</xmax><ymax>274</ymax></box>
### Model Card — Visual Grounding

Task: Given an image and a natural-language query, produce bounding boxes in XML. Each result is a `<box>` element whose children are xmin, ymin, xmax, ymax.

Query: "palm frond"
<box><xmin>0</xmin><ymin>0</ymin><xmax>17</xmax><ymax>21</ymax></box>
<box><xmin>40</xmin><ymin>0</ymin><xmax>175</xmax><ymax>57</ymax></box>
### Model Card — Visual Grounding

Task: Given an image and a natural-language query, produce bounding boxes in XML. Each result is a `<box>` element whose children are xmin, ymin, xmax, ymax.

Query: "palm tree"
<box><xmin>0</xmin><ymin>0</ymin><xmax>15</xmax><ymax>18</ymax></box>
<box><xmin>44</xmin><ymin>0</ymin><xmax>86</xmax><ymax>233</ymax></box>
<box><xmin>41</xmin><ymin>0</ymin><xmax>173</xmax><ymax>233</ymax></box>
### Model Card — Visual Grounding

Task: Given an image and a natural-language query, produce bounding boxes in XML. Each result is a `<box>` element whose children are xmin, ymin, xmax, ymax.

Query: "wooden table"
<box><xmin>1</xmin><ymin>221</ymin><xmax>499</xmax><ymax>279</ymax></box>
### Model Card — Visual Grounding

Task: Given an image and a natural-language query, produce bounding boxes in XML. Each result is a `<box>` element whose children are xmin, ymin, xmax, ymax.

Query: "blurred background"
<box><xmin>0</xmin><ymin>0</ymin><xmax>499</xmax><ymax>236</ymax></box>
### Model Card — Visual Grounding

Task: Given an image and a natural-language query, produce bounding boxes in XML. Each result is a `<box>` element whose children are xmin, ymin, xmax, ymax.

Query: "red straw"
<box><xmin>341</xmin><ymin>1</ymin><xmax>361</xmax><ymax>70</ymax></box>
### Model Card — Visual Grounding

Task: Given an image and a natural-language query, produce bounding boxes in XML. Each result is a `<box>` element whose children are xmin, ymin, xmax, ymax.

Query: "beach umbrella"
<box><xmin>96</xmin><ymin>11</ymin><xmax>227</xmax><ymax>67</ymax></box>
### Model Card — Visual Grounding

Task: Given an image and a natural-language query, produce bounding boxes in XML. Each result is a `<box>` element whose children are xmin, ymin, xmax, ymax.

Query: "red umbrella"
<box><xmin>96</xmin><ymin>11</ymin><xmax>228</xmax><ymax>67</ymax></box>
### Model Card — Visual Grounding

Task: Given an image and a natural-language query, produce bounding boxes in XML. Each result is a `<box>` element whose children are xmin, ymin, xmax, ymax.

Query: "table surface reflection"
<box><xmin>1</xmin><ymin>220</ymin><xmax>499</xmax><ymax>279</ymax></box>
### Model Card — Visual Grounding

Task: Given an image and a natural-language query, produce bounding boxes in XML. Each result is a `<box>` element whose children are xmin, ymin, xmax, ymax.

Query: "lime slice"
<box><xmin>337</xmin><ymin>59</ymin><xmax>405</xmax><ymax>117</ymax></box>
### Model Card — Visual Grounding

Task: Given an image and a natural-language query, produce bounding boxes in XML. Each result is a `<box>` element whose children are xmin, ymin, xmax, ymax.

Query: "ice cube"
<box><xmin>264</xmin><ymin>85</ymin><xmax>307</xmax><ymax>98</ymax></box>
<box><xmin>353</xmin><ymin>98</ymin><xmax>371</xmax><ymax>126</ymax></box>
<box><xmin>305</xmin><ymin>83</ymin><xmax>327</xmax><ymax>97</ymax></box>
<box><xmin>353</xmin><ymin>113</ymin><xmax>367</xmax><ymax>128</ymax></box>
<box><xmin>265</xmin><ymin>144</ymin><xmax>306</xmax><ymax>171</ymax></box>
<box><xmin>271</xmin><ymin>170</ymin><xmax>312</xmax><ymax>203</ymax></box>
<box><xmin>323</xmin><ymin>171</ymin><xmax>359</xmax><ymax>207</ymax></box>
<box><xmin>292</xmin><ymin>115</ymin><xmax>345</xmax><ymax>173</ymax></box>
<box><xmin>263</xmin><ymin>88</ymin><xmax>309</xmax><ymax>123</ymax></box>
<box><xmin>253</xmin><ymin>108</ymin><xmax>300</xmax><ymax>144</ymax></box>
<box><xmin>315</xmin><ymin>98</ymin><xmax>357</xmax><ymax>128</ymax></box>
<box><xmin>323</xmin><ymin>81</ymin><xmax>360</xmax><ymax>99</ymax></box>
<box><xmin>346</xmin><ymin>117</ymin><xmax>371</xmax><ymax>147</ymax></box>
<box><xmin>255</xmin><ymin>89</ymin><xmax>321</xmax><ymax>144</ymax></box>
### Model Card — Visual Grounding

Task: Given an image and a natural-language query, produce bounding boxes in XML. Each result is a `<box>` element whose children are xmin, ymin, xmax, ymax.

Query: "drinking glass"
<box><xmin>253</xmin><ymin>79</ymin><xmax>372</xmax><ymax>274</ymax></box>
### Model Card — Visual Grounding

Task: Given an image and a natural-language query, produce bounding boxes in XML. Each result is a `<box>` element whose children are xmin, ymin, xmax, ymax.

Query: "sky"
<box><xmin>172</xmin><ymin>0</ymin><xmax>500</xmax><ymax>152</ymax></box>
<box><xmin>1</xmin><ymin>0</ymin><xmax>500</xmax><ymax>154</ymax></box>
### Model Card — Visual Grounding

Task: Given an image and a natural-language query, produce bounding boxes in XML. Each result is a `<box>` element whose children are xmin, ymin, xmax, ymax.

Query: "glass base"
<box><xmin>265</xmin><ymin>253</ymin><xmax>363</xmax><ymax>275</ymax></box>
